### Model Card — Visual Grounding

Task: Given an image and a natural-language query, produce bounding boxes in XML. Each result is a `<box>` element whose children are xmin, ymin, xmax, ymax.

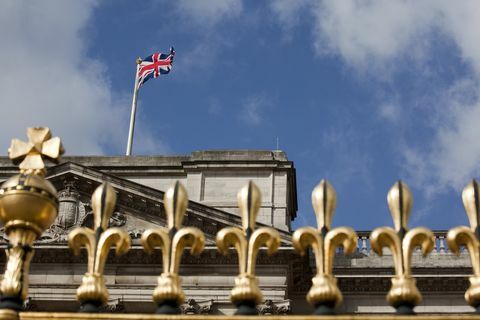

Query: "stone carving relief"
<box><xmin>55</xmin><ymin>182</ymin><xmax>84</xmax><ymax>229</ymax></box>
<box><xmin>23</xmin><ymin>298</ymin><xmax>37</xmax><ymax>311</ymax></box>
<box><xmin>100</xmin><ymin>298</ymin><xmax>125</xmax><ymax>313</ymax></box>
<box><xmin>37</xmin><ymin>180</ymin><xmax>127</xmax><ymax>243</ymax></box>
<box><xmin>0</xmin><ymin>178</ymin><xmax>219</xmax><ymax>245</ymax></box>
<box><xmin>257</xmin><ymin>299</ymin><xmax>291</xmax><ymax>315</ymax></box>
<box><xmin>180</xmin><ymin>299</ymin><xmax>213</xmax><ymax>314</ymax></box>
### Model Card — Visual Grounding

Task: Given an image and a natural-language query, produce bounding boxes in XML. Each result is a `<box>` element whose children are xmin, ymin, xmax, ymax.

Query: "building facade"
<box><xmin>0</xmin><ymin>151</ymin><xmax>475</xmax><ymax>314</ymax></box>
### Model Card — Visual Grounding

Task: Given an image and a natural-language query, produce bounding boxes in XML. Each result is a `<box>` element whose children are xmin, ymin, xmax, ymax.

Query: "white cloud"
<box><xmin>239</xmin><ymin>95</ymin><xmax>272</xmax><ymax>126</ymax></box>
<box><xmin>0</xmin><ymin>1</ymin><xmax>166</xmax><ymax>156</ymax></box>
<box><xmin>311</xmin><ymin>1</ymin><xmax>436</xmax><ymax>70</ymax></box>
<box><xmin>378</xmin><ymin>103</ymin><xmax>400</xmax><ymax>123</ymax></box>
<box><xmin>269</xmin><ymin>1</ymin><xmax>480</xmax><ymax>74</ymax></box>
<box><xmin>403</xmin><ymin>80</ymin><xmax>480</xmax><ymax>194</ymax></box>
<box><xmin>270</xmin><ymin>0</ymin><xmax>312</xmax><ymax>30</ymax></box>
<box><xmin>271</xmin><ymin>0</ymin><xmax>480</xmax><ymax>195</ymax></box>
<box><xmin>175</xmin><ymin>0</ymin><xmax>243</xmax><ymax>28</ymax></box>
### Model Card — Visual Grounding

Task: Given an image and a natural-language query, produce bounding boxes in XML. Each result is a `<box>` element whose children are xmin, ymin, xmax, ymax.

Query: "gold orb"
<box><xmin>0</xmin><ymin>173</ymin><xmax>58</xmax><ymax>235</ymax></box>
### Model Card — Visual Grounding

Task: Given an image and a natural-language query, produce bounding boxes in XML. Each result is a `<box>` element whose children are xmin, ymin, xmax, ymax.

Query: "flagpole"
<box><xmin>126</xmin><ymin>59</ymin><xmax>142</xmax><ymax>156</ymax></box>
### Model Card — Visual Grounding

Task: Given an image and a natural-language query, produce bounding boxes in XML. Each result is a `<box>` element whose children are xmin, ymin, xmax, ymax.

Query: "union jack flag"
<box><xmin>137</xmin><ymin>47</ymin><xmax>175</xmax><ymax>89</ymax></box>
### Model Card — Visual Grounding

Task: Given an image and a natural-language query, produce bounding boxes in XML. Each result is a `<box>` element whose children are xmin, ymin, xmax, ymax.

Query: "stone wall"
<box><xmin>23</xmin><ymin>150</ymin><xmax>298</xmax><ymax>231</ymax></box>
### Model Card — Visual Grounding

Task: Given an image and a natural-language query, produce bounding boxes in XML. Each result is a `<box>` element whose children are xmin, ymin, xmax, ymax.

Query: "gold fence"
<box><xmin>1</xmin><ymin>127</ymin><xmax>480</xmax><ymax>319</ymax></box>
<box><xmin>11</xmin><ymin>313</ymin><xmax>480</xmax><ymax>320</ymax></box>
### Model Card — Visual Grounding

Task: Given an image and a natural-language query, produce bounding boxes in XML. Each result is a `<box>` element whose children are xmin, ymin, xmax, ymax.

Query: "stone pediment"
<box><xmin>23</xmin><ymin>161</ymin><xmax>292</xmax><ymax>245</ymax></box>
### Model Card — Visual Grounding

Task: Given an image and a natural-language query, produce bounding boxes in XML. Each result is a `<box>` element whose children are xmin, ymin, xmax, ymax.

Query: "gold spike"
<box><xmin>216</xmin><ymin>181</ymin><xmax>280</xmax><ymax>315</ymax></box>
<box><xmin>237</xmin><ymin>181</ymin><xmax>261</xmax><ymax>232</ymax></box>
<box><xmin>462</xmin><ymin>180</ymin><xmax>480</xmax><ymax>231</ymax></box>
<box><xmin>141</xmin><ymin>181</ymin><xmax>205</xmax><ymax>314</ymax></box>
<box><xmin>371</xmin><ymin>180</ymin><xmax>434</xmax><ymax>314</ymax></box>
<box><xmin>293</xmin><ymin>180</ymin><xmax>357</xmax><ymax>314</ymax></box>
<box><xmin>164</xmin><ymin>181</ymin><xmax>188</xmax><ymax>230</ymax></box>
<box><xmin>447</xmin><ymin>179</ymin><xmax>480</xmax><ymax>311</ymax></box>
<box><xmin>91</xmin><ymin>183</ymin><xmax>117</xmax><ymax>230</ymax></box>
<box><xmin>311</xmin><ymin>179</ymin><xmax>336</xmax><ymax>231</ymax></box>
<box><xmin>387</xmin><ymin>180</ymin><xmax>412</xmax><ymax>232</ymax></box>
<box><xmin>68</xmin><ymin>182</ymin><xmax>131</xmax><ymax>312</ymax></box>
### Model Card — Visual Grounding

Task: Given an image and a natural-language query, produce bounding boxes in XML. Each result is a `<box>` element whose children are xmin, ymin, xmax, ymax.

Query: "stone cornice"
<box><xmin>41</xmin><ymin>162</ymin><xmax>292</xmax><ymax>243</ymax></box>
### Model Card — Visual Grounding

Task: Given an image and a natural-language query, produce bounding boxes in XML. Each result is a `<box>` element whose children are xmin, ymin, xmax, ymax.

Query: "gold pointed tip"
<box><xmin>237</xmin><ymin>181</ymin><xmax>262</xmax><ymax>231</ymax></box>
<box><xmin>312</xmin><ymin>179</ymin><xmax>332</xmax><ymax>195</ymax></box>
<box><xmin>165</xmin><ymin>181</ymin><xmax>188</xmax><ymax>205</ymax></box>
<box><xmin>387</xmin><ymin>180</ymin><xmax>412</xmax><ymax>231</ymax></box>
<box><xmin>311</xmin><ymin>179</ymin><xmax>336</xmax><ymax>230</ymax></box>
<box><xmin>91</xmin><ymin>182</ymin><xmax>117</xmax><ymax>206</ymax></box>
<box><xmin>462</xmin><ymin>179</ymin><xmax>480</xmax><ymax>230</ymax></box>
<box><xmin>164</xmin><ymin>181</ymin><xmax>189</xmax><ymax>229</ymax></box>
<box><xmin>237</xmin><ymin>181</ymin><xmax>261</xmax><ymax>205</ymax></box>
<box><xmin>91</xmin><ymin>182</ymin><xmax>117</xmax><ymax>229</ymax></box>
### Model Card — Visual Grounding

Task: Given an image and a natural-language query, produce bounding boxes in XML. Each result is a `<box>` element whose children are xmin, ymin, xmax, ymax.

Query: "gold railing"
<box><xmin>1</xmin><ymin>127</ymin><xmax>480</xmax><ymax>319</ymax></box>
<box><xmin>13</xmin><ymin>313</ymin><xmax>480</xmax><ymax>320</ymax></box>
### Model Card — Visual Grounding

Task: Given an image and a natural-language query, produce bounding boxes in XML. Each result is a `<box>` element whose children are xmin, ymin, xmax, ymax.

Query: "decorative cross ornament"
<box><xmin>0</xmin><ymin>127</ymin><xmax>64</xmax><ymax>314</ymax></box>
<box><xmin>9</xmin><ymin>127</ymin><xmax>63</xmax><ymax>175</ymax></box>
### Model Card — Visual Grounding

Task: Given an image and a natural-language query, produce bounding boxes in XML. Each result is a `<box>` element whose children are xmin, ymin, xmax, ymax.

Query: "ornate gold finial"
<box><xmin>216</xmin><ymin>181</ymin><xmax>281</xmax><ymax>315</ymax></box>
<box><xmin>293</xmin><ymin>180</ymin><xmax>357</xmax><ymax>315</ymax></box>
<box><xmin>447</xmin><ymin>179</ymin><xmax>480</xmax><ymax>312</ymax></box>
<box><xmin>0</xmin><ymin>127</ymin><xmax>64</xmax><ymax>313</ymax></box>
<box><xmin>68</xmin><ymin>183</ymin><xmax>131</xmax><ymax>312</ymax></box>
<box><xmin>141</xmin><ymin>181</ymin><xmax>205</xmax><ymax>314</ymax></box>
<box><xmin>8</xmin><ymin>127</ymin><xmax>63</xmax><ymax>175</ymax></box>
<box><xmin>370</xmin><ymin>180</ymin><xmax>435</xmax><ymax>314</ymax></box>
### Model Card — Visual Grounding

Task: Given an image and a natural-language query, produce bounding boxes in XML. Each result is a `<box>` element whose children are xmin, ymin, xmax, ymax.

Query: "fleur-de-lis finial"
<box><xmin>387</xmin><ymin>180</ymin><xmax>412</xmax><ymax>237</ymax></box>
<box><xmin>8</xmin><ymin>127</ymin><xmax>64</xmax><ymax>175</ymax></box>
<box><xmin>447</xmin><ymin>179</ymin><xmax>480</xmax><ymax>312</ymax></box>
<box><xmin>293</xmin><ymin>180</ymin><xmax>357</xmax><ymax>315</ymax></box>
<box><xmin>68</xmin><ymin>183</ymin><xmax>131</xmax><ymax>312</ymax></box>
<box><xmin>216</xmin><ymin>181</ymin><xmax>281</xmax><ymax>315</ymax></box>
<box><xmin>141</xmin><ymin>181</ymin><xmax>205</xmax><ymax>314</ymax></box>
<box><xmin>0</xmin><ymin>127</ymin><xmax>64</xmax><ymax>313</ymax></box>
<box><xmin>311</xmin><ymin>179</ymin><xmax>337</xmax><ymax>233</ymax></box>
<box><xmin>370</xmin><ymin>180</ymin><xmax>435</xmax><ymax>314</ymax></box>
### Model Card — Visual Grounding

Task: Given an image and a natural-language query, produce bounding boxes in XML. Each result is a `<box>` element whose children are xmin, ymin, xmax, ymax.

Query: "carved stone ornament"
<box><xmin>257</xmin><ymin>299</ymin><xmax>291</xmax><ymax>315</ymax></box>
<box><xmin>22</xmin><ymin>298</ymin><xmax>36</xmax><ymax>311</ymax></box>
<box><xmin>56</xmin><ymin>181</ymin><xmax>83</xmax><ymax>229</ymax></box>
<box><xmin>35</xmin><ymin>180</ymin><xmax>127</xmax><ymax>244</ymax></box>
<box><xmin>180</xmin><ymin>299</ymin><xmax>213</xmax><ymax>315</ymax></box>
<box><xmin>100</xmin><ymin>298</ymin><xmax>125</xmax><ymax>313</ymax></box>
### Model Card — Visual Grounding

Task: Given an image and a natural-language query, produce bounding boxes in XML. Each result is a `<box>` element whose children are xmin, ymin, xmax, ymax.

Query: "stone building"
<box><xmin>0</xmin><ymin>151</ymin><xmax>475</xmax><ymax>314</ymax></box>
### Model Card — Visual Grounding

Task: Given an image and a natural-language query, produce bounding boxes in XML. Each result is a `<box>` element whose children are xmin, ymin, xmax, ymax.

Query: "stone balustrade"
<box><xmin>355</xmin><ymin>230</ymin><xmax>453</xmax><ymax>255</ymax></box>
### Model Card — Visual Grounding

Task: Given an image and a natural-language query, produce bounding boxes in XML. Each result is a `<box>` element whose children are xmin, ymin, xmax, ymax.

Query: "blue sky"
<box><xmin>2</xmin><ymin>1</ymin><xmax>480</xmax><ymax>231</ymax></box>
